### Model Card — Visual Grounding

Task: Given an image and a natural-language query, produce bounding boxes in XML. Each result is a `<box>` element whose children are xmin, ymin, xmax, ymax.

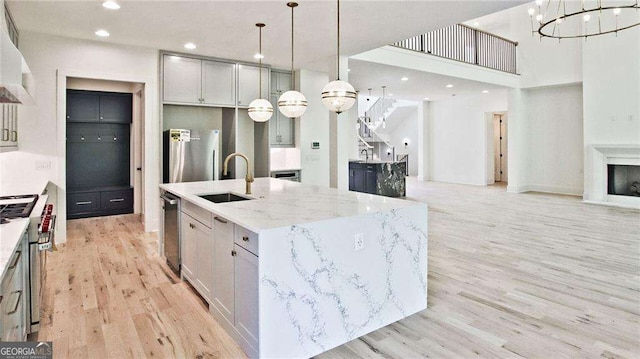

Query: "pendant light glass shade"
<box><xmin>248</xmin><ymin>98</ymin><xmax>273</xmax><ymax>122</ymax></box>
<box><xmin>278</xmin><ymin>2</ymin><xmax>307</xmax><ymax>119</ymax></box>
<box><xmin>322</xmin><ymin>0</ymin><xmax>356</xmax><ymax>114</ymax></box>
<box><xmin>248</xmin><ymin>23</ymin><xmax>273</xmax><ymax>123</ymax></box>
<box><xmin>321</xmin><ymin>80</ymin><xmax>356</xmax><ymax>114</ymax></box>
<box><xmin>278</xmin><ymin>90</ymin><xmax>307</xmax><ymax>118</ymax></box>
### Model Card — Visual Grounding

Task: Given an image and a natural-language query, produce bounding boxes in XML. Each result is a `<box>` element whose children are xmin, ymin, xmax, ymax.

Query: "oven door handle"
<box><xmin>6</xmin><ymin>290</ymin><xmax>22</xmax><ymax>315</ymax></box>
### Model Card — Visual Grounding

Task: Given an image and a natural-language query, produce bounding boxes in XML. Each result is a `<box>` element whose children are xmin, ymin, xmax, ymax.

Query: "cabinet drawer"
<box><xmin>182</xmin><ymin>201</ymin><xmax>212</xmax><ymax>228</ymax></box>
<box><xmin>100</xmin><ymin>189</ymin><xmax>133</xmax><ymax>210</ymax></box>
<box><xmin>234</xmin><ymin>225</ymin><xmax>258</xmax><ymax>256</ymax></box>
<box><xmin>67</xmin><ymin>192</ymin><xmax>100</xmax><ymax>213</ymax></box>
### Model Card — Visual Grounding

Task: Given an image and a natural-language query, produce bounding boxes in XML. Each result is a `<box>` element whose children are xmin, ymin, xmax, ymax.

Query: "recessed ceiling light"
<box><xmin>184</xmin><ymin>43</ymin><xmax>196</xmax><ymax>50</ymax></box>
<box><xmin>347</xmin><ymin>68</ymin><xmax>351</xmax><ymax>72</ymax></box>
<box><xmin>401</xmin><ymin>76</ymin><xmax>408</xmax><ymax>81</ymax></box>
<box><xmin>254</xmin><ymin>53</ymin><xmax>264</xmax><ymax>59</ymax></box>
<box><xmin>446</xmin><ymin>84</ymin><xmax>454</xmax><ymax>88</ymax></box>
<box><xmin>102</xmin><ymin>1</ymin><xmax>120</xmax><ymax>10</ymax></box>
<box><xmin>95</xmin><ymin>29</ymin><xmax>110</xmax><ymax>37</ymax></box>
<box><xmin>423</xmin><ymin>97</ymin><xmax>430</xmax><ymax>100</ymax></box>
<box><xmin>473</xmin><ymin>22</ymin><xmax>480</xmax><ymax>27</ymax></box>
<box><xmin>388</xmin><ymin>93</ymin><xmax>394</xmax><ymax>96</ymax></box>
<box><xmin>482</xmin><ymin>90</ymin><xmax>489</xmax><ymax>93</ymax></box>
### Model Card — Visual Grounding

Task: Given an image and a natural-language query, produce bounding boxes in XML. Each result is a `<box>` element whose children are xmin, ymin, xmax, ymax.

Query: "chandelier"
<box><xmin>527</xmin><ymin>0</ymin><xmax>640</xmax><ymax>40</ymax></box>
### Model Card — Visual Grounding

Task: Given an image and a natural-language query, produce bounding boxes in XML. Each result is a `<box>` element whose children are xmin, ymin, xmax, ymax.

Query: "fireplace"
<box><xmin>607</xmin><ymin>165</ymin><xmax>640</xmax><ymax>197</ymax></box>
<box><xmin>585</xmin><ymin>145</ymin><xmax>640</xmax><ymax>208</ymax></box>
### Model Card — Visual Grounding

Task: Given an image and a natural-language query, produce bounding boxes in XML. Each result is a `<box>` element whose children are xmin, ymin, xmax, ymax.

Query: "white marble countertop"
<box><xmin>0</xmin><ymin>218</ymin><xmax>29</xmax><ymax>279</ymax></box>
<box><xmin>160</xmin><ymin>178</ymin><xmax>421</xmax><ymax>233</ymax></box>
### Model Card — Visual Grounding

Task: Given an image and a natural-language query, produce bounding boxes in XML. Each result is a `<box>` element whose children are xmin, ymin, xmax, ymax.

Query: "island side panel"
<box><xmin>258</xmin><ymin>204</ymin><xmax>428</xmax><ymax>358</ymax></box>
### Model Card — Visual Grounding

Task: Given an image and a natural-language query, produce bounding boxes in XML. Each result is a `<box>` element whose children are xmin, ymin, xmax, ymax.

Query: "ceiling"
<box><xmin>349</xmin><ymin>59</ymin><xmax>509</xmax><ymax>102</ymax></box>
<box><xmin>8</xmin><ymin>0</ymin><xmax>528</xmax><ymax>72</ymax></box>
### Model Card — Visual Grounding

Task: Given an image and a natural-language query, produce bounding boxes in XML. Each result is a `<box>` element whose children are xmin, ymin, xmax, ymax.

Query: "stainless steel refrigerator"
<box><xmin>163</xmin><ymin>129</ymin><xmax>220</xmax><ymax>183</ymax></box>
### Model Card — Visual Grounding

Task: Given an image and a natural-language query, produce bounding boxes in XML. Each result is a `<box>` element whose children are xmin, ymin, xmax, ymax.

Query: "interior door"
<box><xmin>493</xmin><ymin>114</ymin><xmax>507</xmax><ymax>182</ymax></box>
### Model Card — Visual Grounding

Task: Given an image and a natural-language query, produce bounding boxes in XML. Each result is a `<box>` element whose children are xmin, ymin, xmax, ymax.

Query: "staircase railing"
<box><xmin>357</xmin><ymin>117</ymin><xmax>395</xmax><ymax>162</ymax></box>
<box><xmin>393</xmin><ymin>23</ymin><xmax>518</xmax><ymax>74</ymax></box>
<box><xmin>361</xmin><ymin>97</ymin><xmax>397</xmax><ymax>132</ymax></box>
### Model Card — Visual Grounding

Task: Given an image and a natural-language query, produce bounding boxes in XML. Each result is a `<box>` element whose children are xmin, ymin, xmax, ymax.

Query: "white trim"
<box><xmin>583</xmin><ymin>199</ymin><xmax>640</xmax><ymax>210</ymax></box>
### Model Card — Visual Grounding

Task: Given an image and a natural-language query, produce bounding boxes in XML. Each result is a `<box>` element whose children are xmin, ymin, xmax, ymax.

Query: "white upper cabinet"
<box><xmin>271</xmin><ymin>71</ymin><xmax>292</xmax><ymax>94</ymax></box>
<box><xmin>237</xmin><ymin>64</ymin><xmax>270</xmax><ymax>108</ymax></box>
<box><xmin>163</xmin><ymin>55</ymin><xmax>201</xmax><ymax>104</ymax></box>
<box><xmin>202</xmin><ymin>60</ymin><xmax>236</xmax><ymax>107</ymax></box>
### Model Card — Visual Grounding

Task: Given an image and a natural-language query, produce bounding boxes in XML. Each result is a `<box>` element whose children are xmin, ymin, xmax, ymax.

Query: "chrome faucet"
<box><xmin>360</xmin><ymin>148</ymin><xmax>369</xmax><ymax>161</ymax></box>
<box><xmin>223</xmin><ymin>152</ymin><xmax>254</xmax><ymax>195</ymax></box>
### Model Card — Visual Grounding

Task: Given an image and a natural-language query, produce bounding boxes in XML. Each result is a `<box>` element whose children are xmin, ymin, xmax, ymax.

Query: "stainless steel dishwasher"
<box><xmin>161</xmin><ymin>192</ymin><xmax>180</xmax><ymax>275</ymax></box>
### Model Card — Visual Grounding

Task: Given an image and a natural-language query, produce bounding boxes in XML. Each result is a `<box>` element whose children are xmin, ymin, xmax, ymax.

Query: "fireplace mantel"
<box><xmin>584</xmin><ymin>145</ymin><xmax>640</xmax><ymax>208</ymax></box>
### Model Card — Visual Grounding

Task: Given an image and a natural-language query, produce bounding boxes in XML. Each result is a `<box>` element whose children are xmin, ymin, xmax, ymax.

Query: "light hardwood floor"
<box><xmin>37</xmin><ymin>180</ymin><xmax>640</xmax><ymax>358</ymax></box>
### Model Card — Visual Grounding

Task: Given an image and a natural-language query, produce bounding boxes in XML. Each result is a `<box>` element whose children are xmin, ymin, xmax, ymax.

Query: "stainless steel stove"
<box><xmin>0</xmin><ymin>194</ymin><xmax>39</xmax><ymax>223</ymax></box>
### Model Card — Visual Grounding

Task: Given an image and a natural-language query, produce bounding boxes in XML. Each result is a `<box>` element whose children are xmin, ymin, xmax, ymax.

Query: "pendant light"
<box><xmin>278</xmin><ymin>2</ymin><xmax>308</xmax><ymax>119</ymax></box>
<box><xmin>321</xmin><ymin>0</ymin><xmax>356</xmax><ymax>114</ymax></box>
<box><xmin>248</xmin><ymin>23</ymin><xmax>273</xmax><ymax>122</ymax></box>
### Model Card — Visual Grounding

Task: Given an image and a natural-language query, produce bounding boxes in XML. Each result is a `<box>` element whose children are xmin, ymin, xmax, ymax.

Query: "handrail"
<box><xmin>357</xmin><ymin>134</ymin><xmax>373</xmax><ymax>149</ymax></box>
<box><xmin>358</xmin><ymin>117</ymin><xmax>393</xmax><ymax>149</ymax></box>
<box><xmin>393</xmin><ymin>23</ymin><xmax>517</xmax><ymax>74</ymax></box>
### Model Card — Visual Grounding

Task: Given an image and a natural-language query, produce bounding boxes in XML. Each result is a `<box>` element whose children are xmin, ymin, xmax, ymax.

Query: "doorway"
<box><xmin>65</xmin><ymin>78</ymin><xmax>145</xmax><ymax>220</ymax></box>
<box><xmin>493</xmin><ymin>113</ymin><xmax>507</xmax><ymax>183</ymax></box>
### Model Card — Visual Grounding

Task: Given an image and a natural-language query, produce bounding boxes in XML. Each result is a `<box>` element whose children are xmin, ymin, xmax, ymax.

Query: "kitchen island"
<box><xmin>159</xmin><ymin>178</ymin><xmax>427</xmax><ymax>358</ymax></box>
<box><xmin>349</xmin><ymin>160</ymin><xmax>407</xmax><ymax>197</ymax></box>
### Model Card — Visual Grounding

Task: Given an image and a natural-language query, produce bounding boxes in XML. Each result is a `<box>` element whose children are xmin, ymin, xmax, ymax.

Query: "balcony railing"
<box><xmin>393</xmin><ymin>24</ymin><xmax>517</xmax><ymax>74</ymax></box>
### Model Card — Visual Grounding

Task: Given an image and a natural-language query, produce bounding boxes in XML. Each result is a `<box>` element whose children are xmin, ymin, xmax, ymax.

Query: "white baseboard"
<box><xmin>508</xmin><ymin>184</ymin><xmax>582</xmax><ymax>196</ymax></box>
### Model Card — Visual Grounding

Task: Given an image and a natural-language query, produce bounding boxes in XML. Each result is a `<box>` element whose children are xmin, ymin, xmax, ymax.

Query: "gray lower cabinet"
<box><xmin>234</xmin><ymin>244</ymin><xmax>259</xmax><ymax>351</ymax></box>
<box><xmin>178</xmin><ymin>206</ymin><xmax>259</xmax><ymax>358</ymax></box>
<box><xmin>180</xmin><ymin>211</ymin><xmax>213</xmax><ymax>301</ymax></box>
<box><xmin>212</xmin><ymin>216</ymin><xmax>235</xmax><ymax>323</ymax></box>
<box><xmin>67</xmin><ymin>187</ymin><xmax>133</xmax><ymax>219</ymax></box>
<box><xmin>1</xmin><ymin>230</ymin><xmax>27</xmax><ymax>342</ymax></box>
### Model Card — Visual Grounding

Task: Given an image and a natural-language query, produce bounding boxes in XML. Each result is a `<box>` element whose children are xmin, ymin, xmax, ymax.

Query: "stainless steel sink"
<box><xmin>198</xmin><ymin>193</ymin><xmax>253</xmax><ymax>203</ymax></box>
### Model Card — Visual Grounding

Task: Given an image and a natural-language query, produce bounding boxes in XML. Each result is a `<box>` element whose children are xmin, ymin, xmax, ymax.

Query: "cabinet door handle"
<box><xmin>10</xmin><ymin>130</ymin><xmax>17</xmax><ymax>142</ymax></box>
<box><xmin>76</xmin><ymin>201</ymin><xmax>92</xmax><ymax>205</ymax></box>
<box><xmin>214</xmin><ymin>217</ymin><xmax>228</xmax><ymax>224</ymax></box>
<box><xmin>231</xmin><ymin>249</ymin><xmax>237</xmax><ymax>257</ymax></box>
<box><xmin>100</xmin><ymin>116</ymin><xmax>104</xmax><ymax>120</ymax></box>
<box><xmin>7</xmin><ymin>290</ymin><xmax>22</xmax><ymax>315</ymax></box>
<box><xmin>189</xmin><ymin>223</ymin><xmax>195</xmax><ymax>229</ymax></box>
<box><xmin>2</xmin><ymin>129</ymin><xmax>8</xmax><ymax>141</ymax></box>
<box><xmin>8</xmin><ymin>251</ymin><xmax>21</xmax><ymax>269</ymax></box>
<box><xmin>242</xmin><ymin>236</ymin><xmax>249</xmax><ymax>242</ymax></box>
<box><xmin>109</xmin><ymin>198</ymin><xmax>125</xmax><ymax>202</ymax></box>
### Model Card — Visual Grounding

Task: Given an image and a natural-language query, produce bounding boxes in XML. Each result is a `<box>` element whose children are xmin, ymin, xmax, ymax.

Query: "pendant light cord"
<box><xmin>259</xmin><ymin>25</ymin><xmax>263</xmax><ymax>99</ymax></box>
<box><xmin>291</xmin><ymin>3</ymin><xmax>295</xmax><ymax>88</ymax></box>
<box><xmin>337</xmin><ymin>0</ymin><xmax>341</xmax><ymax>80</ymax></box>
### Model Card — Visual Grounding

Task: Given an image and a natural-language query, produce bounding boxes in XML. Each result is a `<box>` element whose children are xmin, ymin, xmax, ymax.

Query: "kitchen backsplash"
<box><xmin>270</xmin><ymin>147</ymin><xmax>301</xmax><ymax>170</ymax></box>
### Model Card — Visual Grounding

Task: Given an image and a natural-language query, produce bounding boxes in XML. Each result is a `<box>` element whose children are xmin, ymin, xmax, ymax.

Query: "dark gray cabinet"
<box><xmin>66</xmin><ymin>89</ymin><xmax>133</xmax><ymax>219</ymax></box>
<box><xmin>66</xmin><ymin>90</ymin><xmax>132</xmax><ymax>123</ymax></box>
<box><xmin>349</xmin><ymin>162</ymin><xmax>378</xmax><ymax>194</ymax></box>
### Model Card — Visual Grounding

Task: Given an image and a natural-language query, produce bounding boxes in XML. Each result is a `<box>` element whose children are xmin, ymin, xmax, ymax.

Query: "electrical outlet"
<box><xmin>354</xmin><ymin>233</ymin><xmax>364</xmax><ymax>251</ymax></box>
<box><xmin>35</xmin><ymin>160</ymin><xmax>51</xmax><ymax>170</ymax></box>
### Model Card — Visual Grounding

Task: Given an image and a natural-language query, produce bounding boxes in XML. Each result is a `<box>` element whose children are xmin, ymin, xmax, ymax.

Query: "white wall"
<box><xmin>469</xmin><ymin>2</ymin><xmax>583</xmax><ymax>88</ymax></box>
<box><xmin>430</xmin><ymin>90</ymin><xmax>508</xmax><ymax>185</ymax></box>
<box><xmin>522</xmin><ymin>85</ymin><xmax>584</xmax><ymax>195</ymax></box>
<box><xmin>377</xmin><ymin>106</ymin><xmax>419</xmax><ymax>176</ymax></box>
<box><xmin>298</xmin><ymin>69</ymin><xmax>330</xmax><ymax>187</ymax></box>
<box><xmin>0</xmin><ymin>31</ymin><xmax>160</xmax><ymax>242</ymax></box>
<box><xmin>583</xmin><ymin>27</ymin><xmax>640</xmax><ymax>201</ymax></box>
